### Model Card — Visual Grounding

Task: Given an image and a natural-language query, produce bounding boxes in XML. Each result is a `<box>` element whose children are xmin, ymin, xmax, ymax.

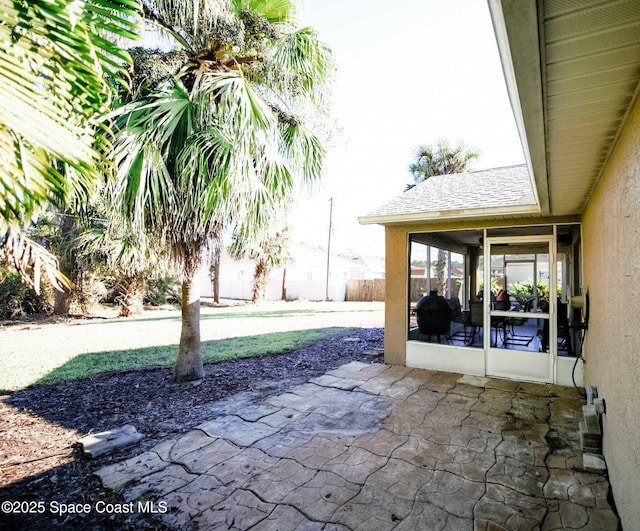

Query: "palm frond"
<box><xmin>142</xmin><ymin>0</ymin><xmax>235</xmax><ymax>47</ymax></box>
<box><xmin>2</xmin><ymin>228</ymin><xmax>70</xmax><ymax>293</ymax></box>
<box><xmin>280</xmin><ymin>121</ymin><xmax>325</xmax><ymax>186</ymax></box>
<box><xmin>0</xmin><ymin>0</ymin><xmax>141</xmax><ymax>289</ymax></box>
<box><xmin>268</xmin><ymin>26</ymin><xmax>334</xmax><ymax>113</ymax></box>
<box><xmin>408</xmin><ymin>138</ymin><xmax>480</xmax><ymax>185</ymax></box>
<box><xmin>233</xmin><ymin>0</ymin><xmax>298</xmax><ymax>24</ymax></box>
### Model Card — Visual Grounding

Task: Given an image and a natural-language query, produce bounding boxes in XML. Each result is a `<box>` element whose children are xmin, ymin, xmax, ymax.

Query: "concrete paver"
<box><xmin>95</xmin><ymin>362</ymin><xmax>619</xmax><ymax>530</ymax></box>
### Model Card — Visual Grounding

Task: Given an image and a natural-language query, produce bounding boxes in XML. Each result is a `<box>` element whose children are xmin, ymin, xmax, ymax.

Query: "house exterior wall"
<box><xmin>200</xmin><ymin>261</ymin><xmax>363</xmax><ymax>302</ymax></box>
<box><xmin>581</xmin><ymin>95</ymin><xmax>640</xmax><ymax>530</ymax></box>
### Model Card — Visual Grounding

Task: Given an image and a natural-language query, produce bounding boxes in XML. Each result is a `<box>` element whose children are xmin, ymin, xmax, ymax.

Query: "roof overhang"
<box><xmin>359</xmin><ymin>202</ymin><xmax>540</xmax><ymax>226</ymax></box>
<box><xmin>488</xmin><ymin>0</ymin><xmax>640</xmax><ymax>217</ymax></box>
<box><xmin>487</xmin><ymin>0</ymin><xmax>550</xmax><ymax>215</ymax></box>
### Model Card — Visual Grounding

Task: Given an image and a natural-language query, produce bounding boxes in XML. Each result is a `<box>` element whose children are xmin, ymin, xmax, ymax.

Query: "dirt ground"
<box><xmin>0</xmin><ymin>313</ymin><xmax>384</xmax><ymax>530</ymax></box>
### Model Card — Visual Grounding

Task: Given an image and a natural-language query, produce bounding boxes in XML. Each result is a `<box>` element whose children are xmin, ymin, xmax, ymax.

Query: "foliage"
<box><xmin>145</xmin><ymin>274</ymin><xmax>182</xmax><ymax>305</ymax></box>
<box><xmin>509</xmin><ymin>279</ymin><xmax>562</xmax><ymax>301</ymax></box>
<box><xmin>73</xmin><ymin>271</ymin><xmax>111</xmax><ymax>314</ymax></box>
<box><xmin>75</xmin><ymin>190</ymin><xmax>171</xmax><ymax>316</ymax></box>
<box><xmin>479</xmin><ymin>277</ymin><xmax>501</xmax><ymax>294</ymax></box>
<box><xmin>0</xmin><ymin>271</ymin><xmax>49</xmax><ymax>318</ymax></box>
<box><xmin>406</xmin><ymin>138</ymin><xmax>480</xmax><ymax>191</ymax></box>
<box><xmin>0</xmin><ymin>0</ymin><xmax>141</xmax><ymax>290</ymax></box>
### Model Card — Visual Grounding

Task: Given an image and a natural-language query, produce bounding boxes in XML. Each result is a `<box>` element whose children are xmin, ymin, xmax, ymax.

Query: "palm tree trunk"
<box><xmin>281</xmin><ymin>267</ymin><xmax>287</xmax><ymax>301</ymax></box>
<box><xmin>53</xmin><ymin>211</ymin><xmax>75</xmax><ymax>315</ymax></box>
<box><xmin>118</xmin><ymin>273</ymin><xmax>146</xmax><ymax>317</ymax></box>
<box><xmin>436</xmin><ymin>248</ymin><xmax>447</xmax><ymax>296</ymax></box>
<box><xmin>173</xmin><ymin>275</ymin><xmax>204</xmax><ymax>382</ymax></box>
<box><xmin>252</xmin><ymin>259</ymin><xmax>268</xmax><ymax>303</ymax></box>
<box><xmin>210</xmin><ymin>246</ymin><xmax>221</xmax><ymax>304</ymax></box>
<box><xmin>54</xmin><ymin>288</ymin><xmax>72</xmax><ymax>315</ymax></box>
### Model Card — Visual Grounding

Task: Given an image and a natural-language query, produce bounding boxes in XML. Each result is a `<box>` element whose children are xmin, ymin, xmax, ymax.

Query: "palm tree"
<box><xmin>113</xmin><ymin>0</ymin><xmax>333</xmax><ymax>382</ymax></box>
<box><xmin>406</xmin><ymin>138</ymin><xmax>479</xmax><ymax>191</ymax></box>
<box><xmin>0</xmin><ymin>0</ymin><xmax>140</xmax><ymax>291</ymax></box>
<box><xmin>229</xmin><ymin>226</ymin><xmax>292</xmax><ymax>303</ymax></box>
<box><xmin>406</xmin><ymin>138</ymin><xmax>479</xmax><ymax>295</ymax></box>
<box><xmin>76</xmin><ymin>193</ymin><xmax>168</xmax><ymax>317</ymax></box>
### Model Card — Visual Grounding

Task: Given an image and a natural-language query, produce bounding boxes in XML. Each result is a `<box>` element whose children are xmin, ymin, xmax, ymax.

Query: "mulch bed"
<box><xmin>0</xmin><ymin>327</ymin><xmax>384</xmax><ymax>530</ymax></box>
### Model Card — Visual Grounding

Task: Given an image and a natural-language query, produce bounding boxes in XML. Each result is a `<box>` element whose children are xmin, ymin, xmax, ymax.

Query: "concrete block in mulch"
<box><xmin>583</xmin><ymin>453</ymin><xmax>607</xmax><ymax>474</ymax></box>
<box><xmin>579</xmin><ymin>421</ymin><xmax>602</xmax><ymax>454</ymax></box>
<box><xmin>78</xmin><ymin>425</ymin><xmax>144</xmax><ymax>458</ymax></box>
<box><xmin>582</xmin><ymin>404</ymin><xmax>600</xmax><ymax>433</ymax></box>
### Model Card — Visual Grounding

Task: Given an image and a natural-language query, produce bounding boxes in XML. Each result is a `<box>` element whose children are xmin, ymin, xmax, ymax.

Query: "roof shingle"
<box><xmin>365</xmin><ymin>164</ymin><xmax>537</xmax><ymax>220</ymax></box>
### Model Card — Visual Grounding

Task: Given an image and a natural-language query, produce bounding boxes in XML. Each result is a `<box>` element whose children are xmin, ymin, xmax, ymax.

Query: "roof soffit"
<box><xmin>490</xmin><ymin>0</ymin><xmax>640</xmax><ymax>216</ymax></box>
<box><xmin>488</xmin><ymin>0</ymin><xmax>550</xmax><ymax>215</ymax></box>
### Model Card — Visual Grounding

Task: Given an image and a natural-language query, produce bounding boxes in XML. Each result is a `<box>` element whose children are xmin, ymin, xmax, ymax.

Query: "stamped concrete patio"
<box><xmin>96</xmin><ymin>362</ymin><xmax>618</xmax><ymax>530</ymax></box>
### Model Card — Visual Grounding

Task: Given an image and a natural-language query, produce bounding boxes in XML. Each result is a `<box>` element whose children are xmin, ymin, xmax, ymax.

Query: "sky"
<box><xmin>289</xmin><ymin>0</ymin><xmax>525</xmax><ymax>257</ymax></box>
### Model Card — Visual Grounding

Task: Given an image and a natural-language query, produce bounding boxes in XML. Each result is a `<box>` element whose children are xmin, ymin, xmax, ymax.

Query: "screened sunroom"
<box><xmin>360</xmin><ymin>165</ymin><xmax>587</xmax><ymax>386</ymax></box>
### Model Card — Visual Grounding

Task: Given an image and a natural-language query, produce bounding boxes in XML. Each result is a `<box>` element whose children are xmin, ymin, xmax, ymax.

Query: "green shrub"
<box><xmin>145</xmin><ymin>274</ymin><xmax>181</xmax><ymax>306</ymax></box>
<box><xmin>509</xmin><ymin>279</ymin><xmax>551</xmax><ymax>300</ymax></box>
<box><xmin>0</xmin><ymin>272</ymin><xmax>49</xmax><ymax>318</ymax></box>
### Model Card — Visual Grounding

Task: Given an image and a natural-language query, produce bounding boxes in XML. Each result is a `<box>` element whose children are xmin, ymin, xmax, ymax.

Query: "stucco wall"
<box><xmin>384</xmin><ymin>226</ymin><xmax>408</xmax><ymax>365</ymax></box>
<box><xmin>582</xmin><ymin>96</ymin><xmax>640</xmax><ymax>530</ymax></box>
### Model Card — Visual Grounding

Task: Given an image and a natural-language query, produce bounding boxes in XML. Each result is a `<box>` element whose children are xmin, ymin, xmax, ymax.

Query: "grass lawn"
<box><xmin>0</xmin><ymin>301</ymin><xmax>384</xmax><ymax>391</ymax></box>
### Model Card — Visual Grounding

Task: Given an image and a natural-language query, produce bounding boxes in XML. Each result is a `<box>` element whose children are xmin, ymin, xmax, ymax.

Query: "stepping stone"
<box><xmin>458</xmin><ymin>374</ymin><xmax>490</xmax><ymax>387</ymax></box>
<box><xmin>78</xmin><ymin>425</ymin><xmax>144</xmax><ymax>458</ymax></box>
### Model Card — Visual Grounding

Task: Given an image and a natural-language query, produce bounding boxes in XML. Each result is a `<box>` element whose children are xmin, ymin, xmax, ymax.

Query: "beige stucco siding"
<box><xmin>384</xmin><ymin>226</ymin><xmax>408</xmax><ymax>365</ymax></box>
<box><xmin>582</xmin><ymin>95</ymin><xmax>640</xmax><ymax>530</ymax></box>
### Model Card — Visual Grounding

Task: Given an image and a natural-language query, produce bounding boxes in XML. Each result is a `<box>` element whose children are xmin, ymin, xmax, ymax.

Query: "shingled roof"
<box><xmin>359</xmin><ymin>164</ymin><xmax>539</xmax><ymax>225</ymax></box>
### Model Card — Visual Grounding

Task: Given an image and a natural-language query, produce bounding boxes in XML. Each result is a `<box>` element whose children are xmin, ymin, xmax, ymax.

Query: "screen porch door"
<box><xmin>484</xmin><ymin>235</ymin><xmax>556</xmax><ymax>383</ymax></box>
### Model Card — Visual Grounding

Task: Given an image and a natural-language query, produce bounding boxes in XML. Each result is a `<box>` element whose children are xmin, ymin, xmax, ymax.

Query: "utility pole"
<box><xmin>325</xmin><ymin>197</ymin><xmax>333</xmax><ymax>301</ymax></box>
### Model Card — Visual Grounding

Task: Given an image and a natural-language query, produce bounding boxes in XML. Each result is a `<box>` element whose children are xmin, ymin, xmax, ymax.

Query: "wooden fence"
<box><xmin>345</xmin><ymin>279</ymin><xmax>385</xmax><ymax>301</ymax></box>
<box><xmin>410</xmin><ymin>278</ymin><xmax>439</xmax><ymax>302</ymax></box>
<box><xmin>346</xmin><ymin>278</ymin><xmax>441</xmax><ymax>302</ymax></box>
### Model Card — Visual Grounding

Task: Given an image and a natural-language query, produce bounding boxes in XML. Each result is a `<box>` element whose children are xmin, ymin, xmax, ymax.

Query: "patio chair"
<box><xmin>465</xmin><ymin>300</ymin><xmax>484</xmax><ymax>345</ymax></box>
<box><xmin>491</xmin><ymin>299</ymin><xmax>510</xmax><ymax>347</ymax></box>
<box><xmin>447</xmin><ymin>296</ymin><xmax>469</xmax><ymax>343</ymax></box>
<box><xmin>503</xmin><ymin>295</ymin><xmax>535</xmax><ymax>347</ymax></box>
<box><xmin>539</xmin><ymin>300</ymin><xmax>574</xmax><ymax>355</ymax></box>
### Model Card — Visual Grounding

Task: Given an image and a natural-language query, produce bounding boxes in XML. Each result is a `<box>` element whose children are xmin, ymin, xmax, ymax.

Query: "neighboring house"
<box><xmin>200</xmin><ymin>245</ymin><xmax>374</xmax><ymax>301</ymax></box>
<box><xmin>360</xmin><ymin>1</ymin><xmax>640</xmax><ymax>527</ymax></box>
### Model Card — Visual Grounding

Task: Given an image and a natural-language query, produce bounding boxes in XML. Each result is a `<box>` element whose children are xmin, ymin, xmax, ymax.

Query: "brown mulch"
<box><xmin>0</xmin><ymin>327</ymin><xmax>384</xmax><ymax>530</ymax></box>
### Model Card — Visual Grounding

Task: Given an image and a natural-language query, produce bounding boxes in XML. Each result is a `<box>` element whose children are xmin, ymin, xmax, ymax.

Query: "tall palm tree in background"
<box><xmin>406</xmin><ymin>138</ymin><xmax>479</xmax><ymax>191</ymax></box>
<box><xmin>0</xmin><ymin>0</ymin><xmax>140</xmax><ymax>290</ymax></box>
<box><xmin>229</xmin><ymin>225</ymin><xmax>291</xmax><ymax>303</ymax></box>
<box><xmin>407</xmin><ymin>138</ymin><xmax>479</xmax><ymax>295</ymax></box>
<box><xmin>113</xmin><ymin>0</ymin><xmax>334</xmax><ymax>382</ymax></box>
